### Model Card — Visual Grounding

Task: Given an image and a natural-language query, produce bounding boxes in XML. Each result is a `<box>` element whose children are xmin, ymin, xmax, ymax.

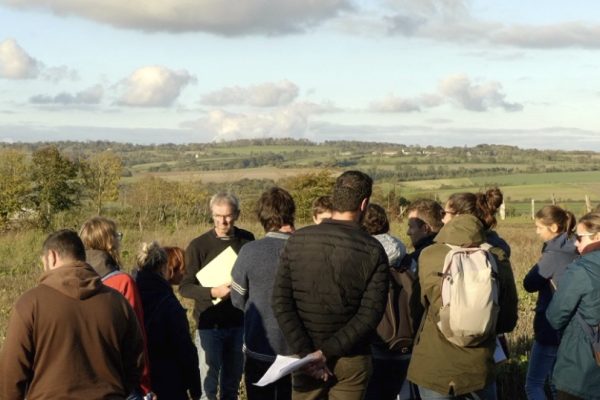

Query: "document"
<box><xmin>254</xmin><ymin>354</ymin><xmax>318</xmax><ymax>387</ymax></box>
<box><xmin>195</xmin><ymin>246</ymin><xmax>238</xmax><ymax>305</ymax></box>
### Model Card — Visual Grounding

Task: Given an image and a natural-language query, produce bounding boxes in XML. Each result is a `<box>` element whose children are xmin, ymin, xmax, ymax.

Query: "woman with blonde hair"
<box><xmin>80</xmin><ymin>216</ymin><xmax>152</xmax><ymax>397</ymax></box>
<box><xmin>136</xmin><ymin>242</ymin><xmax>201</xmax><ymax>400</ymax></box>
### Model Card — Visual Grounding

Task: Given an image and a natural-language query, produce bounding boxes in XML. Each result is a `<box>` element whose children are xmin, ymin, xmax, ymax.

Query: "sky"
<box><xmin>2</xmin><ymin>0</ymin><xmax>600</xmax><ymax>150</ymax></box>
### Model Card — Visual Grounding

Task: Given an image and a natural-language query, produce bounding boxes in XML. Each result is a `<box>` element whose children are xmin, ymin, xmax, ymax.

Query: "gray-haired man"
<box><xmin>180</xmin><ymin>192</ymin><xmax>255</xmax><ymax>400</ymax></box>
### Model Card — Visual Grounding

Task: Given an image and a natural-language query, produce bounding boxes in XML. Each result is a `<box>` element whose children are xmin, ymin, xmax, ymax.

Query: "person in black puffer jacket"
<box><xmin>272</xmin><ymin>170</ymin><xmax>389</xmax><ymax>400</ymax></box>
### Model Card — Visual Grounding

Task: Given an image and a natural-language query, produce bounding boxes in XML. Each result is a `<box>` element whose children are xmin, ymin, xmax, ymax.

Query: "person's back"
<box><xmin>276</xmin><ymin>219</ymin><xmax>388</xmax><ymax>356</ymax></box>
<box><xmin>273</xmin><ymin>170</ymin><xmax>389</xmax><ymax>400</ymax></box>
<box><xmin>547</xmin><ymin>213</ymin><xmax>600</xmax><ymax>399</ymax></box>
<box><xmin>407</xmin><ymin>214</ymin><xmax>518</xmax><ymax>397</ymax></box>
<box><xmin>0</xmin><ymin>229</ymin><xmax>144</xmax><ymax>400</ymax></box>
<box><xmin>136</xmin><ymin>242</ymin><xmax>201</xmax><ymax>400</ymax></box>
<box><xmin>231</xmin><ymin>187</ymin><xmax>296</xmax><ymax>400</ymax></box>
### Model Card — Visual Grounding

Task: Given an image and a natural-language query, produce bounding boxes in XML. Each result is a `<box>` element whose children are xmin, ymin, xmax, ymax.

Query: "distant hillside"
<box><xmin>3</xmin><ymin>138</ymin><xmax>600</xmax><ymax>184</ymax></box>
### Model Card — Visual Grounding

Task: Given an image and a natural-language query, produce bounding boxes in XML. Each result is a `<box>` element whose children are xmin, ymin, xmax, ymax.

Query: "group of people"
<box><xmin>0</xmin><ymin>169</ymin><xmax>599</xmax><ymax>400</ymax></box>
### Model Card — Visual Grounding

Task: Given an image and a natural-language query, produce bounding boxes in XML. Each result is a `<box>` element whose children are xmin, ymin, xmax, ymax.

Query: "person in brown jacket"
<box><xmin>0</xmin><ymin>229</ymin><xmax>145</xmax><ymax>400</ymax></box>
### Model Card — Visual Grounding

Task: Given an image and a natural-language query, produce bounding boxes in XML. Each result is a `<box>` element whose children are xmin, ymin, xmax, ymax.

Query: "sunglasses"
<box><xmin>574</xmin><ymin>232</ymin><xmax>595</xmax><ymax>242</ymax></box>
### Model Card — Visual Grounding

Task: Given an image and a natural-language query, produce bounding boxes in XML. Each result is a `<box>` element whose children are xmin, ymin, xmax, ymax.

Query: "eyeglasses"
<box><xmin>213</xmin><ymin>214</ymin><xmax>235</xmax><ymax>221</ymax></box>
<box><xmin>575</xmin><ymin>232</ymin><xmax>595</xmax><ymax>242</ymax></box>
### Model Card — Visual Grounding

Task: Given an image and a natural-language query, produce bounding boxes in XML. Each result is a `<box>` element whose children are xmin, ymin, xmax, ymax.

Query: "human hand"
<box><xmin>210</xmin><ymin>284</ymin><xmax>231</xmax><ymax>299</ymax></box>
<box><xmin>302</xmin><ymin>350</ymin><xmax>333</xmax><ymax>381</ymax></box>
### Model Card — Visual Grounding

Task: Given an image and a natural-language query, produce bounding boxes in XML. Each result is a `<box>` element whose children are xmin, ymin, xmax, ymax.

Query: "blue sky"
<box><xmin>1</xmin><ymin>0</ymin><xmax>600</xmax><ymax>150</ymax></box>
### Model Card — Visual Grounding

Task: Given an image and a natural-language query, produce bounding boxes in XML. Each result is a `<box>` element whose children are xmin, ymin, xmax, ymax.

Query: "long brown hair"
<box><xmin>446</xmin><ymin>187</ymin><xmax>503</xmax><ymax>230</ymax></box>
<box><xmin>79</xmin><ymin>216</ymin><xmax>121</xmax><ymax>265</ymax></box>
<box><xmin>578</xmin><ymin>212</ymin><xmax>600</xmax><ymax>234</ymax></box>
<box><xmin>535</xmin><ymin>205</ymin><xmax>576</xmax><ymax>235</ymax></box>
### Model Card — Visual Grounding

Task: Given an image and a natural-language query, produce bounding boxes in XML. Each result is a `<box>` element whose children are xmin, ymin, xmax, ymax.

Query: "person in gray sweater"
<box><xmin>231</xmin><ymin>187</ymin><xmax>296</xmax><ymax>400</ymax></box>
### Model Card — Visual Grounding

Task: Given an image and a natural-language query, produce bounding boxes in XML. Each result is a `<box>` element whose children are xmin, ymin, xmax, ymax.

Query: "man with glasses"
<box><xmin>180</xmin><ymin>192</ymin><xmax>255</xmax><ymax>400</ymax></box>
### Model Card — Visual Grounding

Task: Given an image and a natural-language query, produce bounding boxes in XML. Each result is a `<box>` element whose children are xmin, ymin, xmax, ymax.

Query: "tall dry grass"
<box><xmin>0</xmin><ymin>217</ymin><xmax>546</xmax><ymax>398</ymax></box>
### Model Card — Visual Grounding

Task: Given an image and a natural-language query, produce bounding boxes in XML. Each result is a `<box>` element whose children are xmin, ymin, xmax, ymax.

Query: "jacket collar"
<box><xmin>265</xmin><ymin>231</ymin><xmax>292</xmax><ymax>240</ymax></box>
<box><xmin>85</xmin><ymin>249</ymin><xmax>119</xmax><ymax>278</ymax></box>
<box><xmin>434</xmin><ymin>214</ymin><xmax>485</xmax><ymax>246</ymax></box>
<box><xmin>581</xmin><ymin>240</ymin><xmax>600</xmax><ymax>256</ymax></box>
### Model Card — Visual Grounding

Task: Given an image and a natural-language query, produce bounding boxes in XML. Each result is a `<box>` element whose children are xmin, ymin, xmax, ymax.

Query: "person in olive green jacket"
<box><xmin>407</xmin><ymin>211</ymin><xmax>518</xmax><ymax>399</ymax></box>
<box><xmin>546</xmin><ymin>212</ymin><xmax>600</xmax><ymax>400</ymax></box>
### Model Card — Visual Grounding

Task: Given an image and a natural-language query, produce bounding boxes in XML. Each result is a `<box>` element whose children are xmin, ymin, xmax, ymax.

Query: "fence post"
<box><xmin>531</xmin><ymin>199</ymin><xmax>535</xmax><ymax>220</ymax></box>
<box><xmin>585</xmin><ymin>195</ymin><xmax>592</xmax><ymax>213</ymax></box>
<box><xmin>499</xmin><ymin>202</ymin><xmax>506</xmax><ymax>220</ymax></box>
<box><xmin>551</xmin><ymin>193</ymin><xmax>556</xmax><ymax>205</ymax></box>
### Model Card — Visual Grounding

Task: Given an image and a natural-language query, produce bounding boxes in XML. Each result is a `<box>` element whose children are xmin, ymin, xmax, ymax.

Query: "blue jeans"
<box><xmin>364</xmin><ymin>356</ymin><xmax>411</xmax><ymax>400</ymax></box>
<box><xmin>419</xmin><ymin>382</ymin><xmax>497</xmax><ymax>400</ymax></box>
<box><xmin>196</xmin><ymin>328</ymin><xmax>244</xmax><ymax>400</ymax></box>
<box><xmin>525</xmin><ymin>340</ymin><xmax>558</xmax><ymax>400</ymax></box>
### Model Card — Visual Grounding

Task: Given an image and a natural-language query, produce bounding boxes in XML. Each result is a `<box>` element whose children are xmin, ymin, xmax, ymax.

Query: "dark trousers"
<box><xmin>557</xmin><ymin>391</ymin><xmax>583</xmax><ymax>400</ymax></box>
<box><xmin>364</xmin><ymin>357</ymin><xmax>411</xmax><ymax>400</ymax></box>
<box><xmin>245</xmin><ymin>356</ymin><xmax>292</xmax><ymax>400</ymax></box>
<box><xmin>292</xmin><ymin>354</ymin><xmax>372</xmax><ymax>400</ymax></box>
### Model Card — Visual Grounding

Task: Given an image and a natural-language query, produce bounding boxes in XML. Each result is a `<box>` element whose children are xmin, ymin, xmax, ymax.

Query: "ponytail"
<box><xmin>535</xmin><ymin>205</ymin><xmax>576</xmax><ymax>235</ymax></box>
<box><xmin>136</xmin><ymin>241</ymin><xmax>167</xmax><ymax>274</ymax></box>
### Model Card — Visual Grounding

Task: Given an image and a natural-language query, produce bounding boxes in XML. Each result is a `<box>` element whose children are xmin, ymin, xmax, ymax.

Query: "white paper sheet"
<box><xmin>195</xmin><ymin>246</ymin><xmax>238</xmax><ymax>305</ymax></box>
<box><xmin>254</xmin><ymin>354</ymin><xmax>318</xmax><ymax>387</ymax></box>
<box><xmin>195</xmin><ymin>246</ymin><xmax>237</xmax><ymax>287</ymax></box>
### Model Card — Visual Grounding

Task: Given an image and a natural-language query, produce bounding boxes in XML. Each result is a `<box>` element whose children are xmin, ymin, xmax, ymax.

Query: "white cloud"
<box><xmin>438</xmin><ymin>74</ymin><xmax>523</xmax><ymax>112</ymax></box>
<box><xmin>370</xmin><ymin>74</ymin><xmax>521</xmax><ymax>113</ymax></box>
<box><xmin>30</xmin><ymin>84</ymin><xmax>103</xmax><ymax>105</ymax></box>
<box><xmin>201</xmin><ymin>80</ymin><xmax>299</xmax><ymax>107</ymax></box>
<box><xmin>0</xmin><ymin>38</ymin><xmax>40</xmax><ymax>79</ymax></box>
<box><xmin>41</xmin><ymin>65</ymin><xmax>80</xmax><ymax>82</ymax></box>
<box><xmin>383</xmin><ymin>0</ymin><xmax>600</xmax><ymax>49</ymax></box>
<box><xmin>2</xmin><ymin>0</ymin><xmax>351</xmax><ymax>35</ymax></box>
<box><xmin>369</xmin><ymin>93</ymin><xmax>442</xmax><ymax>112</ymax></box>
<box><xmin>183</xmin><ymin>103</ymin><xmax>321</xmax><ymax>141</ymax></box>
<box><xmin>118</xmin><ymin>66</ymin><xmax>195</xmax><ymax>107</ymax></box>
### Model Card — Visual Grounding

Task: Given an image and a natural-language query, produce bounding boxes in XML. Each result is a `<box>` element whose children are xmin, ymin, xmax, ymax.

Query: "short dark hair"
<box><xmin>407</xmin><ymin>199</ymin><xmax>444</xmax><ymax>232</ymax></box>
<box><xmin>332</xmin><ymin>170</ymin><xmax>373</xmax><ymax>212</ymax></box>
<box><xmin>256</xmin><ymin>187</ymin><xmax>296</xmax><ymax>232</ymax></box>
<box><xmin>311</xmin><ymin>195</ymin><xmax>333</xmax><ymax>218</ymax></box>
<box><xmin>362</xmin><ymin>203</ymin><xmax>389</xmax><ymax>235</ymax></box>
<box><xmin>43</xmin><ymin>229</ymin><xmax>86</xmax><ymax>261</ymax></box>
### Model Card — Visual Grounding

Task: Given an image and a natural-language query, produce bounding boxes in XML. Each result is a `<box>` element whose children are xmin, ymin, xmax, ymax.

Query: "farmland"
<box><xmin>2</xmin><ymin>138</ymin><xmax>600</xmax><ymax>398</ymax></box>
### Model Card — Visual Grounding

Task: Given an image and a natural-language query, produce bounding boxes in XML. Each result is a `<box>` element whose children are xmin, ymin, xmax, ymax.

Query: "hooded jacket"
<box><xmin>0</xmin><ymin>261</ymin><xmax>144</xmax><ymax>400</ymax></box>
<box><xmin>407</xmin><ymin>214</ymin><xmax>518</xmax><ymax>395</ymax></box>
<box><xmin>546</xmin><ymin>242</ymin><xmax>600</xmax><ymax>399</ymax></box>
<box><xmin>523</xmin><ymin>232</ymin><xmax>577</xmax><ymax>345</ymax></box>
